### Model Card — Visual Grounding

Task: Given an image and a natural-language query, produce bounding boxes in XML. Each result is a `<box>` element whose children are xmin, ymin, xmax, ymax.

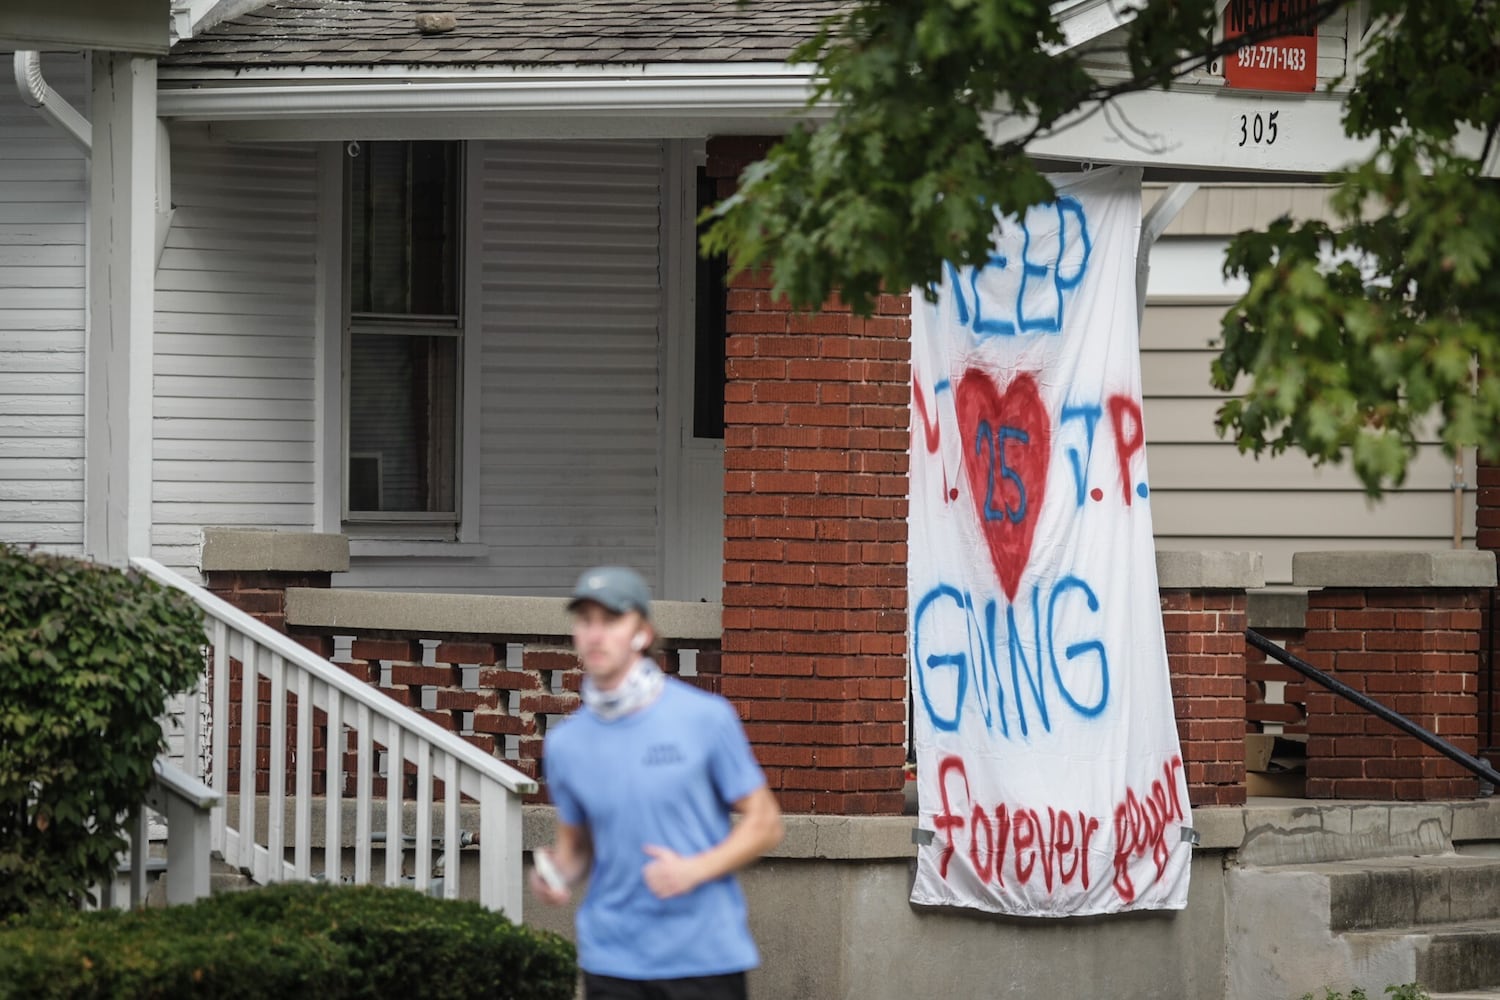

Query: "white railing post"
<box><xmin>146</xmin><ymin>759</ymin><xmax>220</xmax><ymax>905</ymax></box>
<box><xmin>414</xmin><ymin>739</ymin><xmax>433</xmax><ymax>894</ymax></box>
<box><xmin>294</xmin><ymin>670</ymin><xmax>312</xmax><ymax>878</ymax></box>
<box><xmin>237</xmin><ymin>639</ymin><xmax>257</xmax><ymax>876</ymax></box>
<box><xmin>210</xmin><ymin>621</ymin><xmax>229</xmax><ymax>856</ymax></box>
<box><xmin>385</xmin><ymin>721</ymin><xmax>404</xmax><ymax>887</ymax></box>
<box><xmin>355</xmin><ymin>702</ymin><xmax>373</xmax><ymax>884</ymax></box>
<box><xmin>324</xmin><ymin>685</ymin><xmax>343</xmax><ymax>882</ymax></box>
<box><xmin>267</xmin><ymin>654</ymin><xmax>287</xmax><ymax>880</ymax></box>
<box><xmin>128</xmin><ymin>807</ymin><xmax>149</xmax><ymax>907</ymax></box>
<box><xmin>443</xmin><ymin>754</ymin><xmax>460</xmax><ymax>900</ymax></box>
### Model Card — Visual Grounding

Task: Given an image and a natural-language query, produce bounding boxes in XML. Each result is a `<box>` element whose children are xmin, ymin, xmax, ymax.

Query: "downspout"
<box><xmin>13</xmin><ymin>50</ymin><xmax>92</xmax><ymax>155</ymax></box>
<box><xmin>155</xmin><ymin>121</ymin><xmax>175</xmax><ymax>267</ymax></box>
<box><xmin>1135</xmin><ymin>182</ymin><xmax>1200</xmax><ymax>330</ymax></box>
<box><xmin>14</xmin><ymin>51</ymin><xmax>174</xmax><ymax>265</ymax></box>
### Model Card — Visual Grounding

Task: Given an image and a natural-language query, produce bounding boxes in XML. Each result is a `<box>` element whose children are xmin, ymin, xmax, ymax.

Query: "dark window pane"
<box><xmin>348</xmin><ymin>333</ymin><xmax>458</xmax><ymax>513</ymax></box>
<box><xmin>348</xmin><ymin>141</ymin><xmax>460</xmax><ymax>317</ymax></box>
<box><xmin>694</xmin><ymin>166</ymin><xmax>727</xmax><ymax>440</ymax></box>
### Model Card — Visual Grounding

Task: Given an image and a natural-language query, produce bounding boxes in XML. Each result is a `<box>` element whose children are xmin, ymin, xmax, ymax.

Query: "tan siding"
<box><xmin>1143</xmin><ymin>184</ymin><xmax>1336</xmax><ymax>236</ymax></box>
<box><xmin>0</xmin><ymin>51</ymin><xmax>86</xmax><ymax>553</ymax></box>
<box><xmin>1140</xmin><ymin>266</ymin><xmax>1471</xmax><ymax>586</ymax></box>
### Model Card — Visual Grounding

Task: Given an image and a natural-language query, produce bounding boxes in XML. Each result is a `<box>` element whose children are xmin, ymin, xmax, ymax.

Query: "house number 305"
<box><xmin>1237</xmin><ymin>111</ymin><xmax>1280</xmax><ymax>147</ymax></box>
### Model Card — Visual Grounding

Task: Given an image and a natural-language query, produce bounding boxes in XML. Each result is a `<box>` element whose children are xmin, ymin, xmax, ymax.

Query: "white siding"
<box><xmin>0</xmin><ymin>51</ymin><xmax>87</xmax><ymax>554</ymax></box>
<box><xmin>1141</xmin><ymin>259</ymin><xmax>1471</xmax><ymax>587</ymax></box>
<box><xmin>153</xmin><ymin>128</ymin><xmax>319</xmax><ymax>573</ymax></box>
<box><xmin>340</xmin><ymin>140</ymin><xmax>663</xmax><ymax>595</ymax></box>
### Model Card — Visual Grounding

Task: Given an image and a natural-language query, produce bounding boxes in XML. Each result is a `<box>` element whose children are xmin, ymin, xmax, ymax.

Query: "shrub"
<box><xmin>0</xmin><ymin>882</ymin><xmax>577</xmax><ymax>1000</ymax></box>
<box><xmin>0</xmin><ymin>545</ymin><xmax>207</xmax><ymax>917</ymax></box>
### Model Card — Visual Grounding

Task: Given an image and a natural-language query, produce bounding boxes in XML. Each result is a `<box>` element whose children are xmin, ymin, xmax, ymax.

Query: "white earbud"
<box><xmin>631</xmin><ymin>633</ymin><xmax>647</xmax><ymax>652</ymax></box>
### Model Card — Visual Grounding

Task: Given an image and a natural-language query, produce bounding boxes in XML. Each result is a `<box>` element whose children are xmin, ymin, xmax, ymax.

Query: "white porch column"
<box><xmin>86</xmin><ymin>53</ymin><xmax>156</xmax><ymax>564</ymax></box>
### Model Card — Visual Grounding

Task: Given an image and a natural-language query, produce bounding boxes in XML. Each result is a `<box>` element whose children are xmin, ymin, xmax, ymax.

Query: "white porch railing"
<box><xmin>102</xmin><ymin>757</ymin><xmax>220</xmax><ymax>909</ymax></box>
<box><xmin>132</xmin><ymin>557</ymin><xmax>539</xmax><ymax>918</ymax></box>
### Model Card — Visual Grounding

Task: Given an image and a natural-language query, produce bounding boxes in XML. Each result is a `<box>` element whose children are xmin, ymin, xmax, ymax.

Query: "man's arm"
<box><xmin>642</xmin><ymin>785</ymin><xmax>784</xmax><ymax>899</ymax></box>
<box><xmin>530</xmin><ymin>819</ymin><xmax>592</xmax><ymax>906</ymax></box>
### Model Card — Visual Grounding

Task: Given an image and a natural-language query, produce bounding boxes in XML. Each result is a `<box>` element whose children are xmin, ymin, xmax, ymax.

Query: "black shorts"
<box><xmin>582</xmin><ymin>971</ymin><xmax>748</xmax><ymax>1000</ymax></box>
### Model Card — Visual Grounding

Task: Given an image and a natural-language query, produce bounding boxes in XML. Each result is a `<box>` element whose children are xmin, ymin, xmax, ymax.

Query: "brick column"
<box><xmin>1476</xmin><ymin>455</ymin><xmax>1499</xmax><ymax>760</ymax></box>
<box><xmin>706</xmin><ymin>136</ymin><xmax>910</xmax><ymax>816</ymax></box>
<box><xmin>1295</xmin><ymin>550</ymin><xmax>1496</xmax><ymax>800</ymax></box>
<box><xmin>1158</xmin><ymin>551</ymin><xmax>1261</xmax><ymax>807</ymax></box>
<box><xmin>200</xmin><ymin>529</ymin><xmax>349</xmax><ymax>796</ymax></box>
<box><xmin>201</xmin><ymin>528</ymin><xmax>348</xmax><ymax>642</ymax></box>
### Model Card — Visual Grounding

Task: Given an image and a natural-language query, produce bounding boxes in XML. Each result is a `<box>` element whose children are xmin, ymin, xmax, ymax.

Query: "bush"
<box><xmin>0</xmin><ymin>882</ymin><xmax>577</xmax><ymax>999</ymax></box>
<box><xmin>0</xmin><ymin>545</ymin><xmax>208</xmax><ymax>917</ymax></box>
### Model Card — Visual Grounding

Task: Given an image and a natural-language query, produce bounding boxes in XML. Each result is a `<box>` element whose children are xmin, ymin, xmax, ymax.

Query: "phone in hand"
<box><xmin>534</xmin><ymin>849</ymin><xmax>567</xmax><ymax>893</ymax></box>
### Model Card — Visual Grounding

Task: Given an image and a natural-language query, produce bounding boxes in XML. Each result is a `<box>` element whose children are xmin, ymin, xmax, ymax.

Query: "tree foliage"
<box><xmin>703</xmin><ymin>0</ymin><xmax>1500</xmax><ymax>492</ymax></box>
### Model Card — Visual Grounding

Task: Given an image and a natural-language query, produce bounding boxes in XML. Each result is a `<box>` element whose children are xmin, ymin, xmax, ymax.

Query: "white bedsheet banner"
<box><xmin>908</xmin><ymin>167</ymin><xmax>1192</xmax><ymax>916</ymax></box>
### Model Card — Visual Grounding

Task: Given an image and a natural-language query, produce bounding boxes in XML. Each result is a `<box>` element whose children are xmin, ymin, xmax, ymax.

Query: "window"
<box><xmin>344</xmin><ymin>140</ymin><xmax>462</xmax><ymax>529</ymax></box>
<box><xmin>694</xmin><ymin>166</ymin><xmax>728</xmax><ymax>440</ymax></box>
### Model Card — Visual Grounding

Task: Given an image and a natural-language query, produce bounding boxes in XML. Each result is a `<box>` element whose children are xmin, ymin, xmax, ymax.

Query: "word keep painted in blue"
<box><xmin>943</xmin><ymin>197</ymin><xmax>1093</xmax><ymax>338</ymax></box>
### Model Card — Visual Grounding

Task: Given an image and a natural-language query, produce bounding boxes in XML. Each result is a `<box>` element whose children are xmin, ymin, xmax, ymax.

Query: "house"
<box><xmin>4</xmin><ymin>2</ymin><xmax>1500</xmax><ymax>996</ymax></box>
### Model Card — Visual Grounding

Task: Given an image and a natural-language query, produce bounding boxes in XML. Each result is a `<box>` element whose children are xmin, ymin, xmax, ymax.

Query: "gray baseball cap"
<box><xmin>567</xmin><ymin>566</ymin><xmax>651</xmax><ymax>618</ymax></box>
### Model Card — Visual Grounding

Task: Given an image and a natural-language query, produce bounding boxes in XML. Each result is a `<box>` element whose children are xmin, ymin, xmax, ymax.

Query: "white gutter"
<box><xmin>157</xmin><ymin>64</ymin><xmax>826</xmax><ymax>123</ymax></box>
<box><xmin>1135</xmin><ymin>182</ymin><xmax>1199</xmax><ymax>328</ymax></box>
<box><xmin>13</xmin><ymin>50</ymin><xmax>92</xmax><ymax>154</ymax></box>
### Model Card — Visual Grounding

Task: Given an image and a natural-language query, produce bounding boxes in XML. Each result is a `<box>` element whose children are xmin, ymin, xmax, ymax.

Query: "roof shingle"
<box><xmin>167</xmin><ymin>1</ymin><xmax>853</xmax><ymax>69</ymax></box>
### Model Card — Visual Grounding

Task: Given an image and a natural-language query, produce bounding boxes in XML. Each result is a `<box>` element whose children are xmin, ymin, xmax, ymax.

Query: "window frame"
<box><xmin>334</xmin><ymin>139</ymin><xmax>475</xmax><ymax>541</ymax></box>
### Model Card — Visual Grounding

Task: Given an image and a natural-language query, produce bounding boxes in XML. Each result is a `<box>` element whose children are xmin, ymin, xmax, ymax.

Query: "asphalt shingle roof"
<box><xmin>167</xmin><ymin>1</ymin><xmax>854</xmax><ymax>69</ymax></box>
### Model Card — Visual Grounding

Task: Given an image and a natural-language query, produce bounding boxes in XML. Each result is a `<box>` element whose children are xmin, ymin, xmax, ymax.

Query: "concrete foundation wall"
<box><xmin>739</xmin><ymin>853</ymin><xmax>1227</xmax><ymax>1000</ymax></box>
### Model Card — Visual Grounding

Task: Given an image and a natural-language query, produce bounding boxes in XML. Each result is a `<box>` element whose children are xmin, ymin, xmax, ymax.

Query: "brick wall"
<box><xmin>1162</xmin><ymin>589</ymin><xmax>1248</xmax><ymax>806</ymax></box>
<box><xmin>707</xmin><ymin>136</ymin><xmax>911</xmax><ymax>815</ymax></box>
<box><xmin>1476</xmin><ymin>457</ymin><xmax>1499</xmax><ymax>759</ymax></box>
<box><xmin>1303</xmin><ymin>588</ymin><xmax>1482</xmax><ymax>800</ymax></box>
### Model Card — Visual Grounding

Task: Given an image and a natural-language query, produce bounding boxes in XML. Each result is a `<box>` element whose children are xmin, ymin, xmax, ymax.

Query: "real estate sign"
<box><xmin>1222</xmin><ymin>0</ymin><xmax>1318</xmax><ymax>93</ymax></box>
<box><xmin>907</xmin><ymin>167</ymin><xmax>1193</xmax><ymax>917</ymax></box>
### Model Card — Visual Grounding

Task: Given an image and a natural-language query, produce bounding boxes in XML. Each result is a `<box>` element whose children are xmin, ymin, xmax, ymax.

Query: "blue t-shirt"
<box><xmin>543</xmin><ymin>677</ymin><xmax>767</xmax><ymax>980</ymax></box>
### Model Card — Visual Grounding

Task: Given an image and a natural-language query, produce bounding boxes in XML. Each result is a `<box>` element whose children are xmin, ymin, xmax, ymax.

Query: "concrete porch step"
<box><xmin>1428</xmin><ymin>990</ymin><xmax>1500</xmax><ymax>1000</ymax></box>
<box><xmin>1343</xmin><ymin>920</ymin><xmax>1500</xmax><ymax>994</ymax></box>
<box><xmin>1316</xmin><ymin>855</ymin><xmax>1500</xmax><ymax>931</ymax></box>
<box><xmin>1227</xmin><ymin>851</ymin><xmax>1500</xmax><ymax>998</ymax></box>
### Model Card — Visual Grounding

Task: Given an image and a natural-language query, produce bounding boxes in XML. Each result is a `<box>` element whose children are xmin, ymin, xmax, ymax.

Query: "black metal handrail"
<box><xmin>1246</xmin><ymin>627</ymin><xmax>1500</xmax><ymax>789</ymax></box>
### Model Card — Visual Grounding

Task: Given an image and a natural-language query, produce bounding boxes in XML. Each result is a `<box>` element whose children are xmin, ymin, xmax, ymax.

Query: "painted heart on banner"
<box><xmin>955</xmin><ymin>368</ymin><xmax>1050</xmax><ymax>601</ymax></box>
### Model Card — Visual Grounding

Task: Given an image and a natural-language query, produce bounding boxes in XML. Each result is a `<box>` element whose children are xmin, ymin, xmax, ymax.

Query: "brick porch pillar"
<box><xmin>201</xmin><ymin>528</ymin><xmax>348</xmax><ymax>642</ymax></box>
<box><xmin>706</xmin><ymin>137</ymin><xmax>910</xmax><ymax>816</ymax></box>
<box><xmin>1295</xmin><ymin>550</ymin><xmax>1496</xmax><ymax>800</ymax></box>
<box><xmin>1476</xmin><ymin>455</ymin><xmax>1500</xmax><ymax>761</ymax></box>
<box><xmin>199</xmin><ymin>529</ymin><xmax>349</xmax><ymax>796</ymax></box>
<box><xmin>1157</xmin><ymin>551</ymin><xmax>1261</xmax><ymax>807</ymax></box>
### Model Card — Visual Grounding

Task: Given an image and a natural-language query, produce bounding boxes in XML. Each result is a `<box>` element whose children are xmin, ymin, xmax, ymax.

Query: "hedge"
<box><xmin>0</xmin><ymin>545</ymin><xmax>208</xmax><ymax>917</ymax></box>
<box><xmin>0</xmin><ymin>882</ymin><xmax>577</xmax><ymax>999</ymax></box>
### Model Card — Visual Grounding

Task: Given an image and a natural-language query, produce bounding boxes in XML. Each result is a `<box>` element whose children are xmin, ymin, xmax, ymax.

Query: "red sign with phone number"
<box><xmin>1222</xmin><ymin>0</ymin><xmax>1317</xmax><ymax>93</ymax></box>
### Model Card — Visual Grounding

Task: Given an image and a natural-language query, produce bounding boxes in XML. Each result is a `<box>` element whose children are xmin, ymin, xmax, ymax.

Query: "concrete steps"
<box><xmin>1229</xmin><ymin>853</ymin><xmax>1500</xmax><ymax>998</ymax></box>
